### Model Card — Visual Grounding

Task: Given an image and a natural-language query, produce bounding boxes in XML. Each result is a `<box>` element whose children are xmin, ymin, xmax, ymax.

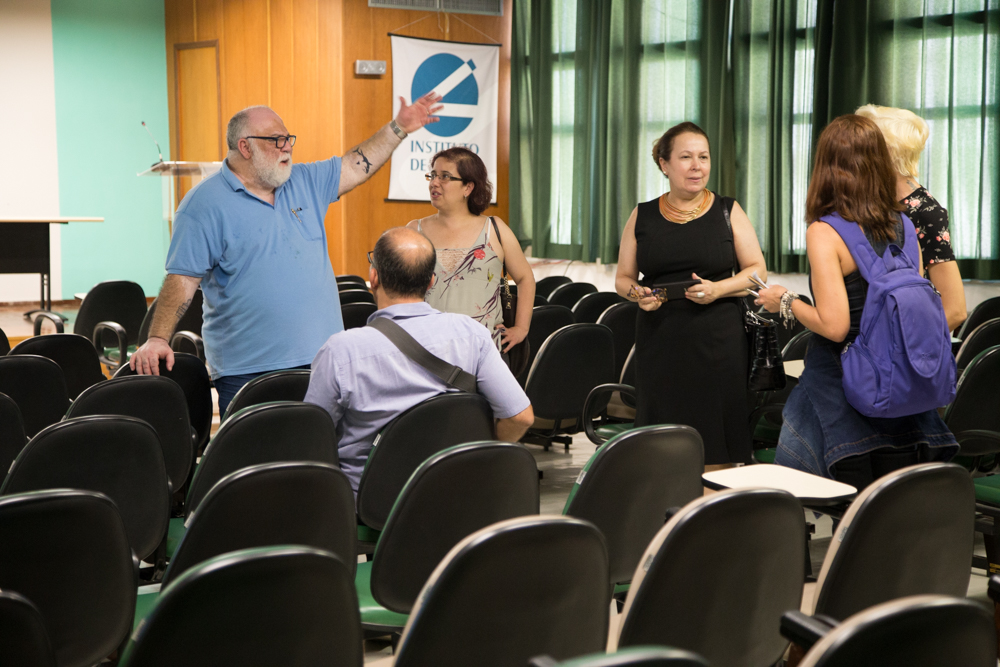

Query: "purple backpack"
<box><xmin>822</xmin><ymin>212</ymin><xmax>956</xmax><ymax>418</ymax></box>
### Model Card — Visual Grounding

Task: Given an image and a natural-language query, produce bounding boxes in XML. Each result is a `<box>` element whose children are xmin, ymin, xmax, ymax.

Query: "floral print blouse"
<box><xmin>901</xmin><ymin>186</ymin><xmax>956</xmax><ymax>271</ymax></box>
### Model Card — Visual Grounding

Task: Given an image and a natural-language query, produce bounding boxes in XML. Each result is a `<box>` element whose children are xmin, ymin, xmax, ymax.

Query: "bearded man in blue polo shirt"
<box><xmin>130</xmin><ymin>96</ymin><xmax>441</xmax><ymax>415</ymax></box>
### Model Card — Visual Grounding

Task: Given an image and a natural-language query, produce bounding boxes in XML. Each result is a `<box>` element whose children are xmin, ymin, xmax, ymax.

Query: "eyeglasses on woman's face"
<box><xmin>425</xmin><ymin>172</ymin><xmax>465</xmax><ymax>183</ymax></box>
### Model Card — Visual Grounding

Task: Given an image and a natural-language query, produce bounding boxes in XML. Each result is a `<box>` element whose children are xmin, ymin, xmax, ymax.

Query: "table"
<box><xmin>703</xmin><ymin>464</ymin><xmax>857</xmax><ymax>507</ymax></box>
<box><xmin>0</xmin><ymin>217</ymin><xmax>103</xmax><ymax>312</ymax></box>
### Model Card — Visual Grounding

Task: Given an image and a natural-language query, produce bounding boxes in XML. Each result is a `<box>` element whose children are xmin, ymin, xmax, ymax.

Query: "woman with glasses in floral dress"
<box><xmin>407</xmin><ymin>147</ymin><xmax>535</xmax><ymax>356</ymax></box>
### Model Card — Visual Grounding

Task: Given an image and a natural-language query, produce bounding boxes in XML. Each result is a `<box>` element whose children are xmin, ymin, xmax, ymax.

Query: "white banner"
<box><xmin>389</xmin><ymin>35</ymin><xmax>499</xmax><ymax>203</ymax></box>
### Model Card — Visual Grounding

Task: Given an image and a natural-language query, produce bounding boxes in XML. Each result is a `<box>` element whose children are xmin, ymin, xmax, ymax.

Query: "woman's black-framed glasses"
<box><xmin>425</xmin><ymin>172</ymin><xmax>464</xmax><ymax>183</ymax></box>
<box><xmin>246</xmin><ymin>135</ymin><xmax>296</xmax><ymax>149</ymax></box>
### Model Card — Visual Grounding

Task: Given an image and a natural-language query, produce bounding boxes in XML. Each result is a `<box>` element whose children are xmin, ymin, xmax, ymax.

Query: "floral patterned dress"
<box><xmin>901</xmin><ymin>186</ymin><xmax>956</xmax><ymax>271</ymax></box>
<box><xmin>421</xmin><ymin>217</ymin><xmax>504</xmax><ymax>349</ymax></box>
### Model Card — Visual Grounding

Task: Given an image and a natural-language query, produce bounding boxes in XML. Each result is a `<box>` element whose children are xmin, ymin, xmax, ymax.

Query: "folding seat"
<box><xmin>535</xmin><ymin>275</ymin><xmax>572</xmax><ymax>300</ymax></box>
<box><xmin>392</xmin><ymin>516</ymin><xmax>610</xmax><ymax>667</ymax></box>
<box><xmin>572</xmin><ymin>291</ymin><xmax>626</xmax><ymax>324</ymax></box>
<box><xmin>0</xmin><ymin>591</ymin><xmax>57</xmax><ymax>667</ymax></box>
<box><xmin>0</xmin><ymin>392</ymin><xmax>28</xmax><ymax>478</ymax></box>
<box><xmin>548</xmin><ymin>281</ymin><xmax>598</xmax><ymax>309</ymax></box>
<box><xmin>337</xmin><ymin>274</ymin><xmax>368</xmax><ymax>288</ymax></box>
<box><xmin>340</xmin><ymin>288</ymin><xmax>376</xmax><ymax>305</ymax></box>
<box><xmin>517</xmin><ymin>304</ymin><xmax>575</xmax><ymax>386</ymax></box>
<box><xmin>0</xmin><ymin>355</ymin><xmax>70</xmax><ymax>437</ymax></box>
<box><xmin>954</xmin><ymin>317</ymin><xmax>1000</xmax><ymax>373</ymax></box>
<box><xmin>342</xmin><ymin>301</ymin><xmax>377</xmax><ymax>329</ymax></box>
<box><xmin>9</xmin><ymin>334</ymin><xmax>105</xmax><ymax>398</ymax></box>
<box><xmin>221</xmin><ymin>368</ymin><xmax>311</xmax><ymax>421</ymax></box>
<box><xmin>596</xmin><ymin>300</ymin><xmax>638</xmax><ymax>383</ymax></box>
<box><xmin>956</xmin><ymin>295</ymin><xmax>1000</xmax><ymax>340</ymax></box>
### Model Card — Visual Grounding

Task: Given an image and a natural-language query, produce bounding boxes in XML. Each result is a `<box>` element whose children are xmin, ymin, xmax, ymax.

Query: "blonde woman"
<box><xmin>856</xmin><ymin>104</ymin><xmax>966</xmax><ymax>331</ymax></box>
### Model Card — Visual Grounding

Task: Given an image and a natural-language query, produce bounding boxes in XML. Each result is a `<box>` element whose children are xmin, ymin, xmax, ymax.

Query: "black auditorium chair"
<box><xmin>615</xmin><ymin>488</ymin><xmax>805</xmax><ymax>667</ymax></box>
<box><xmin>67</xmin><ymin>375</ymin><xmax>194</xmax><ymax>501</ymax></box>
<box><xmin>572</xmin><ymin>291</ymin><xmax>626</xmax><ymax>324</ymax></box>
<box><xmin>782</xmin><ymin>329</ymin><xmax>813</xmax><ymax>362</ymax></box>
<box><xmin>794</xmin><ymin>463</ymin><xmax>972</xmax><ymax>634</ymax></box>
<box><xmin>0</xmin><ymin>355</ymin><xmax>70</xmax><ymax>437</ymax></box>
<box><xmin>530</xmin><ymin>647</ymin><xmax>709</xmax><ymax>667</ymax></box>
<box><xmin>562</xmin><ymin>425</ymin><xmax>704</xmax><ymax>606</ymax></box>
<box><xmin>0</xmin><ymin>490</ymin><xmax>136</xmax><ymax>667</ymax></box>
<box><xmin>357</xmin><ymin>442</ymin><xmax>539</xmax><ymax>635</ymax></box>
<box><xmin>337</xmin><ymin>274</ymin><xmax>367</xmax><ymax>286</ymax></box>
<box><xmin>0</xmin><ymin>393</ymin><xmax>28</xmax><ymax>479</ymax></box>
<box><xmin>339</xmin><ymin>288</ymin><xmax>376</xmax><ymax>305</ymax></box>
<box><xmin>0</xmin><ymin>591</ymin><xmax>57</xmax><ymax>667</ymax></box>
<box><xmin>355</xmin><ymin>393</ymin><xmax>495</xmax><ymax>545</ymax></box>
<box><xmin>119</xmin><ymin>547</ymin><xmax>363</xmax><ymax>667</ymax></box>
<box><xmin>957</xmin><ymin>295</ymin><xmax>1000</xmax><ymax>340</ymax></box>
<box><xmin>517</xmin><ymin>304</ymin><xmax>575</xmax><ymax>386</ymax></box>
<box><xmin>392</xmin><ymin>516</ymin><xmax>610</xmax><ymax>667</ymax></box>
<box><xmin>581</xmin><ymin>346</ymin><xmax>639</xmax><ymax>445</ymax></box>
<box><xmin>548</xmin><ymin>281</ymin><xmax>598</xmax><ymax>310</ymax></box>
<box><xmin>0</xmin><ymin>326</ymin><xmax>9</xmax><ymax>355</ymax></box>
<box><xmin>523</xmin><ymin>323</ymin><xmax>616</xmax><ymax>450</ymax></box>
<box><xmin>1</xmin><ymin>416</ymin><xmax>169</xmax><ymax>567</ymax></box>
<box><xmin>33</xmin><ymin>280</ymin><xmax>149</xmax><ymax>371</ymax></box>
<box><xmin>342</xmin><ymin>301</ymin><xmax>377</xmax><ymax>330</ymax></box>
<box><xmin>534</xmin><ymin>295</ymin><xmax>549</xmax><ymax>307</ymax></box>
<box><xmin>597</xmin><ymin>300</ymin><xmax>638</xmax><ymax>382</ymax></box>
<box><xmin>954</xmin><ymin>317</ymin><xmax>1000</xmax><ymax>374</ymax></box>
<box><xmin>115</xmin><ymin>353</ymin><xmax>213</xmax><ymax>454</ymax></box>
<box><xmin>9</xmin><ymin>334</ymin><xmax>106</xmax><ymax>399</ymax></box>
<box><xmin>222</xmin><ymin>368</ymin><xmax>311</xmax><ymax>421</ymax></box>
<box><xmin>784</xmin><ymin>595</ymin><xmax>995</xmax><ymax>667</ymax></box>
<box><xmin>137</xmin><ymin>290</ymin><xmax>205</xmax><ymax>360</ymax></box>
<box><xmin>133</xmin><ymin>462</ymin><xmax>356</xmax><ymax>628</ymax></box>
<box><xmin>535</xmin><ymin>275</ymin><xmax>572</xmax><ymax>301</ymax></box>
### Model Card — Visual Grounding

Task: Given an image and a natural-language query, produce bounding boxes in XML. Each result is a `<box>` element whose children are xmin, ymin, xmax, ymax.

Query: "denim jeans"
<box><xmin>214</xmin><ymin>365</ymin><xmax>311</xmax><ymax>418</ymax></box>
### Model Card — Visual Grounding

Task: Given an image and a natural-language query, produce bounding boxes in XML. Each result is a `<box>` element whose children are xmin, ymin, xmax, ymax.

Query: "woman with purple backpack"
<box><xmin>756</xmin><ymin>115</ymin><xmax>958</xmax><ymax>489</ymax></box>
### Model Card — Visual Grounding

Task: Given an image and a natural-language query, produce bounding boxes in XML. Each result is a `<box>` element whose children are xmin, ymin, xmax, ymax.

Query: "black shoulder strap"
<box><xmin>367</xmin><ymin>317</ymin><xmax>477</xmax><ymax>394</ymax></box>
<box><xmin>489</xmin><ymin>216</ymin><xmax>507</xmax><ymax>278</ymax></box>
<box><xmin>721</xmin><ymin>198</ymin><xmax>739</xmax><ymax>277</ymax></box>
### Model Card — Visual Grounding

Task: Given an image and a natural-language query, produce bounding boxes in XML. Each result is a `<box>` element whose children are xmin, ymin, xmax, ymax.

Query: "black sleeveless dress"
<box><xmin>633</xmin><ymin>193</ymin><xmax>751</xmax><ymax>465</ymax></box>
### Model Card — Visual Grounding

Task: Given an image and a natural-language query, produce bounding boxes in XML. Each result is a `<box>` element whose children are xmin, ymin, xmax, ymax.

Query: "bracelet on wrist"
<box><xmin>389</xmin><ymin>119</ymin><xmax>408</xmax><ymax>139</ymax></box>
<box><xmin>779</xmin><ymin>290</ymin><xmax>800</xmax><ymax>329</ymax></box>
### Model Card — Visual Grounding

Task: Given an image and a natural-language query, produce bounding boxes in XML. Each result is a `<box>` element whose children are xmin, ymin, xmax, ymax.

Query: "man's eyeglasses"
<box><xmin>367</xmin><ymin>251</ymin><xmax>375</xmax><ymax>265</ymax></box>
<box><xmin>246</xmin><ymin>135</ymin><xmax>297</xmax><ymax>149</ymax></box>
<box><xmin>425</xmin><ymin>172</ymin><xmax>464</xmax><ymax>183</ymax></box>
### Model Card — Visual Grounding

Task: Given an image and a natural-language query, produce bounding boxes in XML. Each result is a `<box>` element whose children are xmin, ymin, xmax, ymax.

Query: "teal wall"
<box><xmin>51</xmin><ymin>0</ymin><xmax>170</xmax><ymax>297</ymax></box>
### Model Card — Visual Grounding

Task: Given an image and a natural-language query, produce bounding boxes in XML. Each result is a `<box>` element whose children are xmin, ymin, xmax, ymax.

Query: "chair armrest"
<box><xmin>170</xmin><ymin>331</ymin><xmax>205</xmax><ymax>360</ymax></box>
<box><xmin>582</xmin><ymin>383</ymin><xmax>636</xmax><ymax>445</ymax></box>
<box><xmin>32</xmin><ymin>311</ymin><xmax>65</xmax><ymax>335</ymax></box>
<box><xmin>955</xmin><ymin>430</ymin><xmax>1000</xmax><ymax>457</ymax></box>
<box><xmin>780</xmin><ymin>611</ymin><xmax>838</xmax><ymax>650</ymax></box>
<box><xmin>93</xmin><ymin>321</ymin><xmax>128</xmax><ymax>368</ymax></box>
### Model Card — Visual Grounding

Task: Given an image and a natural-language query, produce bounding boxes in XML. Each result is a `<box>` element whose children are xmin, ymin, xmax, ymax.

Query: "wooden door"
<box><xmin>175</xmin><ymin>41</ymin><xmax>222</xmax><ymax>206</ymax></box>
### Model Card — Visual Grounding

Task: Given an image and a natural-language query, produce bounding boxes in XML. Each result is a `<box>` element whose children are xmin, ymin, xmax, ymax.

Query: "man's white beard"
<box><xmin>251</xmin><ymin>146</ymin><xmax>292</xmax><ymax>189</ymax></box>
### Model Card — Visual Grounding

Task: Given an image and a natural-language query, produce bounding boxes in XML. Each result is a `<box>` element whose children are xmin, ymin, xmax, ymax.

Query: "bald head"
<box><xmin>227</xmin><ymin>105</ymin><xmax>284</xmax><ymax>151</ymax></box>
<box><xmin>372</xmin><ymin>227</ymin><xmax>437</xmax><ymax>299</ymax></box>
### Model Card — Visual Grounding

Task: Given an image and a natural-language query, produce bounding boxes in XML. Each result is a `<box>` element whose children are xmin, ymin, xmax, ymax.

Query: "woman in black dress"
<box><xmin>615</xmin><ymin>122</ymin><xmax>767</xmax><ymax>466</ymax></box>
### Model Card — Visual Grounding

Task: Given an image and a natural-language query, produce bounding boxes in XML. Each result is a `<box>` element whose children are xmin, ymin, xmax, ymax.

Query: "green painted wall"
<box><xmin>51</xmin><ymin>0</ymin><xmax>170</xmax><ymax>298</ymax></box>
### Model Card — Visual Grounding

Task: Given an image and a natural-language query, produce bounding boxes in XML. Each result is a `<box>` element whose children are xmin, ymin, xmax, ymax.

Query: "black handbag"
<box><xmin>722</xmin><ymin>203</ymin><xmax>786</xmax><ymax>392</ymax></box>
<box><xmin>489</xmin><ymin>217</ymin><xmax>530</xmax><ymax>378</ymax></box>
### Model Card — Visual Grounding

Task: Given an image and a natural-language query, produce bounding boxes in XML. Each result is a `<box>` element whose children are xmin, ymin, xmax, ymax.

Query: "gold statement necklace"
<box><xmin>659</xmin><ymin>190</ymin><xmax>710</xmax><ymax>223</ymax></box>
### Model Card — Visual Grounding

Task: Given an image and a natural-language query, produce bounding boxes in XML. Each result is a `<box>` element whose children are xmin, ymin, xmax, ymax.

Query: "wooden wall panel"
<box><xmin>175</xmin><ymin>42</ymin><xmax>222</xmax><ymax>200</ymax></box>
<box><xmin>164</xmin><ymin>0</ymin><xmax>510</xmax><ymax>277</ymax></box>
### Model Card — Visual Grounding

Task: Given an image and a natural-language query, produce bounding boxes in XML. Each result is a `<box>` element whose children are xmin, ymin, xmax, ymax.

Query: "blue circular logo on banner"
<box><xmin>411</xmin><ymin>53</ymin><xmax>478</xmax><ymax>138</ymax></box>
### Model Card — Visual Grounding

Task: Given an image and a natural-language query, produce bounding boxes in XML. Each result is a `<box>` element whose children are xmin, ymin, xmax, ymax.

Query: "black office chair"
<box><xmin>535</xmin><ymin>275</ymin><xmax>573</xmax><ymax>300</ymax></box>
<box><xmin>597</xmin><ymin>300</ymin><xmax>639</xmax><ymax>383</ymax></box>
<box><xmin>222</xmin><ymin>369</ymin><xmax>311</xmax><ymax>422</ymax></box>
<box><xmin>0</xmin><ymin>355</ymin><xmax>70</xmax><ymax>437</ymax></box>
<box><xmin>339</xmin><ymin>288</ymin><xmax>376</xmax><ymax>305</ymax></box>
<box><xmin>954</xmin><ymin>317</ymin><xmax>1000</xmax><ymax>373</ymax></box>
<box><xmin>957</xmin><ymin>295</ymin><xmax>1000</xmax><ymax>339</ymax></box>
<box><xmin>2</xmin><ymin>415</ymin><xmax>169</xmax><ymax>565</ymax></box>
<box><xmin>0</xmin><ymin>326</ymin><xmax>9</xmax><ymax>355</ymax></box>
<box><xmin>562</xmin><ymin>425</ymin><xmax>703</xmax><ymax>603</ymax></box>
<box><xmin>358</xmin><ymin>442</ymin><xmax>539</xmax><ymax>634</ymax></box>
<box><xmin>9</xmin><ymin>333</ymin><xmax>106</xmax><ymax>399</ymax></box>
<box><xmin>0</xmin><ymin>393</ymin><xmax>27</xmax><ymax>480</ymax></box>
<box><xmin>33</xmin><ymin>280</ymin><xmax>149</xmax><ymax>370</ymax></box>
<box><xmin>782</xmin><ymin>329</ymin><xmax>813</xmax><ymax>362</ymax></box>
<box><xmin>115</xmin><ymin>353</ymin><xmax>213</xmax><ymax>454</ymax></box>
<box><xmin>616</xmin><ymin>488</ymin><xmax>805</xmax><ymax>667</ymax></box>
<box><xmin>393</xmin><ymin>516</ymin><xmax>610</xmax><ymax>667</ymax></box>
<box><xmin>0</xmin><ymin>591</ymin><xmax>57</xmax><ymax>667</ymax></box>
<box><xmin>337</xmin><ymin>274</ymin><xmax>367</xmax><ymax>287</ymax></box>
<box><xmin>67</xmin><ymin>375</ymin><xmax>194</xmax><ymax>499</ymax></box>
<box><xmin>523</xmin><ymin>323</ymin><xmax>616</xmax><ymax>450</ymax></box>
<box><xmin>800</xmin><ymin>463</ymin><xmax>973</xmax><ymax>628</ymax></box>
<box><xmin>0</xmin><ymin>489</ymin><xmax>136</xmax><ymax>667</ymax></box>
<box><xmin>134</xmin><ymin>462</ymin><xmax>357</xmax><ymax>628</ymax></box>
<box><xmin>548</xmin><ymin>281</ymin><xmax>598</xmax><ymax>310</ymax></box>
<box><xmin>784</xmin><ymin>595</ymin><xmax>995</xmax><ymax>667</ymax></box>
<box><xmin>342</xmin><ymin>301</ymin><xmax>377</xmax><ymax>330</ymax></box>
<box><xmin>137</xmin><ymin>290</ymin><xmax>205</xmax><ymax>360</ymax></box>
<box><xmin>572</xmin><ymin>291</ymin><xmax>626</xmax><ymax>324</ymax></box>
<box><xmin>517</xmin><ymin>304</ymin><xmax>575</xmax><ymax>386</ymax></box>
<box><xmin>356</xmin><ymin>392</ymin><xmax>495</xmax><ymax>536</ymax></box>
<box><xmin>119</xmin><ymin>547</ymin><xmax>363</xmax><ymax>667</ymax></box>
<box><xmin>530</xmin><ymin>647</ymin><xmax>709</xmax><ymax>667</ymax></box>
<box><xmin>534</xmin><ymin>295</ymin><xmax>549</xmax><ymax>307</ymax></box>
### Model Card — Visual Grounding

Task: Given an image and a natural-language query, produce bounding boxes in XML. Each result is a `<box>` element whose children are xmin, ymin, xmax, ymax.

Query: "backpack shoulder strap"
<box><xmin>819</xmin><ymin>212</ymin><xmax>881</xmax><ymax>282</ymax></box>
<box><xmin>367</xmin><ymin>317</ymin><xmax>477</xmax><ymax>393</ymax></box>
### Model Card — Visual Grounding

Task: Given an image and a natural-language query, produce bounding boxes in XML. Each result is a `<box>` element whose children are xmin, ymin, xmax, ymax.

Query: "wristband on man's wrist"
<box><xmin>389</xmin><ymin>119</ymin><xmax>408</xmax><ymax>139</ymax></box>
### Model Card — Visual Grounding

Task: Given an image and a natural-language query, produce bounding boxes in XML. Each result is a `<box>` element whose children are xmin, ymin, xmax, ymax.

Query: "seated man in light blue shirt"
<box><xmin>305</xmin><ymin>227</ymin><xmax>534</xmax><ymax>491</ymax></box>
<box><xmin>129</xmin><ymin>96</ymin><xmax>441</xmax><ymax>416</ymax></box>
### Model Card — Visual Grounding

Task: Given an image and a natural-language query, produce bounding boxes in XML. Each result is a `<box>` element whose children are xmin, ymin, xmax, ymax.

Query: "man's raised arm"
<box><xmin>129</xmin><ymin>273</ymin><xmax>201</xmax><ymax>375</ymax></box>
<box><xmin>338</xmin><ymin>92</ymin><xmax>442</xmax><ymax>196</ymax></box>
